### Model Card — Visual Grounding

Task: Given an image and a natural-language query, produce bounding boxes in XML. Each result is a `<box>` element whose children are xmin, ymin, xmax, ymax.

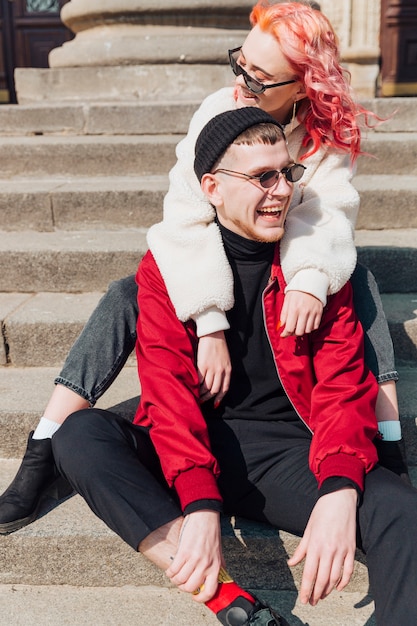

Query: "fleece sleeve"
<box><xmin>146</xmin><ymin>88</ymin><xmax>236</xmax><ymax>330</ymax></box>
<box><xmin>280</xmin><ymin>144</ymin><xmax>359</xmax><ymax>305</ymax></box>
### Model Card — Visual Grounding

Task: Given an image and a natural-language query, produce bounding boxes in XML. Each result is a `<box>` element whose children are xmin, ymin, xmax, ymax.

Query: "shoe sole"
<box><xmin>0</xmin><ymin>509</ymin><xmax>39</xmax><ymax>534</ymax></box>
<box><xmin>0</xmin><ymin>475</ymin><xmax>74</xmax><ymax>535</ymax></box>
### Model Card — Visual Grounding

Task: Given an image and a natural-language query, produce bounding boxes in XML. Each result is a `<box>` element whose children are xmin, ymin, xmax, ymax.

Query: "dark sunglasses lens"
<box><xmin>259</xmin><ymin>171</ymin><xmax>279</xmax><ymax>188</ymax></box>
<box><xmin>285</xmin><ymin>164</ymin><xmax>306</xmax><ymax>183</ymax></box>
<box><xmin>244</xmin><ymin>75</ymin><xmax>264</xmax><ymax>94</ymax></box>
<box><xmin>229</xmin><ymin>51</ymin><xmax>240</xmax><ymax>76</ymax></box>
<box><xmin>229</xmin><ymin>50</ymin><xmax>264</xmax><ymax>94</ymax></box>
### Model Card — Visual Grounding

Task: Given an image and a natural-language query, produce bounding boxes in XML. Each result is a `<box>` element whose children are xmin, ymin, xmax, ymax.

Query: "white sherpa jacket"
<box><xmin>147</xmin><ymin>87</ymin><xmax>359</xmax><ymax>336</ymax></box>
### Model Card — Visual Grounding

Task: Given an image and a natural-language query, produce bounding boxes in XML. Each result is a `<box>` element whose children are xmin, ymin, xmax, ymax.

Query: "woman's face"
<box><xmin>233</xmin><ymin>25</ymin><xmax>305</xmax><ymax>124</ymax></box>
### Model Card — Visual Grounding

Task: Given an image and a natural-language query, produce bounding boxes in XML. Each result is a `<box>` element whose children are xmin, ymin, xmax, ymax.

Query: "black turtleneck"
<box><xmin>193</xmin><ymin>223</ymin><xmax>358</xmax><ymax>514</ymax></box>
<box><xmin>206</xmin><ymin>222</ymin><xmax>298</xmax><ymax>423</ymax></box>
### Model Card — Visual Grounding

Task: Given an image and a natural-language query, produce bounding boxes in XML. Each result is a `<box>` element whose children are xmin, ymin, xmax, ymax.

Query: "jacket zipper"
<box><xmin>262</xmin><ymin>277</ymin><xmax>313</xmax><ymax>435</ymax></box>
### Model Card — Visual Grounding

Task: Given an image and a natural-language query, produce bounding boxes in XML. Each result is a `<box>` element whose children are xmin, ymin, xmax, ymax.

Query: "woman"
<box><xmin>0</xmin><ymin>1</ymin><xmax>406</xmax><ymax>535</ymax></box>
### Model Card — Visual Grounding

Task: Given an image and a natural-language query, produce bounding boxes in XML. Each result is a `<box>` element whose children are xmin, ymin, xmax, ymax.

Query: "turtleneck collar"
<box><xmin>217</xmin><ymin>220</ymin><xmax>276</xmax><ymax>263</ymax></box>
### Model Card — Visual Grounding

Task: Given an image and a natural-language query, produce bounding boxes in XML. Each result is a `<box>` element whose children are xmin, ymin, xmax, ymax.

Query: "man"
<box><xmin>53</xmin><ymin>108</ymin><xmax>417</xmax><ymax>626</ymax></box>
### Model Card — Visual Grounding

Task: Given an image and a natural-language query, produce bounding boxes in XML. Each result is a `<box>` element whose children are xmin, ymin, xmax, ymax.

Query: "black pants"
<box><xmin>53</xmin><ymin>409</ymin><xmax>417</xmax><ymax>626</ymax></box>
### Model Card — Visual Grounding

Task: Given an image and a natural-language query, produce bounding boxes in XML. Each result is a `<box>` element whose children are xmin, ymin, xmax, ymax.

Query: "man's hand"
<box><xmin>287</xmin><ymin>489</ymin><xmax>357</xmax><ymax>605</ymax></box>
<box><xmin>279</xmin><ymin>290</ymin><xmax>323</xmax><ymax>337</ymax></box>
<box><xmin>165</xmin><ymin>510</ymin><xmax>223</xmax><ymax>603</ymax></box>
<box><xmin>197</xmin><ymin>331</ymin><xmax>231</xmax><ymax>406</ymax></box>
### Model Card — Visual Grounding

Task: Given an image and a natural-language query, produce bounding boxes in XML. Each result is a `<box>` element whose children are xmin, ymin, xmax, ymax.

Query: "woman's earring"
<box><xmin>289</xmin><ymin>101</ymin><xmax>297</xmax><ymax>135</ymax></box>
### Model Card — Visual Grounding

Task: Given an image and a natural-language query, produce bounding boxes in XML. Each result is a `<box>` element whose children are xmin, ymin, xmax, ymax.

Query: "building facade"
<box><xmin>2</xmin><ymin>0</ymin><xmax>416</xmax><ymax>103</ymax></box>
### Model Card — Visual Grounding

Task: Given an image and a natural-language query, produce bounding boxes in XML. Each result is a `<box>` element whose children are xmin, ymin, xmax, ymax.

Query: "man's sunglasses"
<box><xmin>228</xmin><ymin>47</ymin><xmax>297</xmax><ymax>95</ymax></box>
<box><xmin>212</xmin><ymin>164</ymin><xmax>306</xmax><ymax>188</ymax></box>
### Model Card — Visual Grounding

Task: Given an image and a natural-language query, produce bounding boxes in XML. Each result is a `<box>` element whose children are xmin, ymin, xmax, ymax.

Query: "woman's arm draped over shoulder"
<box><xmin>146</xmin><ymin>88</ymin><xmax>236</xmax><ymax>332</ymax></box>
<box><xmin>147</xmin><ymin>90</ymin><xmax>360</xmax><ymax>326</ymax></box>
<box><xmin>282</xmin><ymin>129</ymin><xmax>360</xmax><ymax>306</ymax></box>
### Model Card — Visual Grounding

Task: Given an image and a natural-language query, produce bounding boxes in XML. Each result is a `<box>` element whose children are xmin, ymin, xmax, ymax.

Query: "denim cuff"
<box><xmin>376</xmin><ymin>370</ymin><xmax>399</xmax><ymax>384</ymax></box>
<box><xmin>54</xmin><ymin>377</ymin><xmax>94</xmax><ymax>406</ymax></box>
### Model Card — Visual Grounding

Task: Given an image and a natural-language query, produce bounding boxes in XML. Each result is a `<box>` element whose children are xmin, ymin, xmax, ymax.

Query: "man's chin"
<box><xmin>254</xmin><ymin>227</ymin><xmax>285</xmax><ymax>243</ymax></box>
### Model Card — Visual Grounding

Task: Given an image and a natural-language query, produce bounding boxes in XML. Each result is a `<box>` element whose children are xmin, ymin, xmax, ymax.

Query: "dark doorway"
<box><xmin>380</xmin><ymin>0</ymin><xmax>417</xmax><ymax>96</ymax></box>
<box><xmin>0</xmin><ymin>0</ymin><xmax>72</xmax><ymax>103</ymax></box>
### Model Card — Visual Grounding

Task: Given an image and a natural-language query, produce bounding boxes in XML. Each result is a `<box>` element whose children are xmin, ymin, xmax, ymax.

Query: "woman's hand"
<box><xmin>197</xmin><ymin>331</ymin><xmax>231</xmax><ymax>406</ymax></box>
<box><xmin>279</xmin><ymin>290</ymin><xmax>323</xmax><ymax>337</ymax></box>
<box><xmin>165</xmin><ymin>510</ymin><xmax>224</xmax><ymax>603</ymax></box>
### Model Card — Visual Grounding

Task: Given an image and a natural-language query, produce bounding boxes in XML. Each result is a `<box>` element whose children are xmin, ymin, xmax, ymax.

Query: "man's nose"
<box><xmin>267</xmin><ymin>174</ymin><xmax>292</xmax><ymax>196</ymax></box>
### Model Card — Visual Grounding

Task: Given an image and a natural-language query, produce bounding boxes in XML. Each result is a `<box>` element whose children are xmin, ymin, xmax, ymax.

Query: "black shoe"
<box><xmin>247</xmin><ymin>601</ymin><xmax>290</xmax><ymax>626</ymax></box>
<box><xmin>0</xmin><ymin>431</ymin><xmax>73</xmax><ymax>534</ymax></box>
<box><xmin>217</xmin><ymin>596</ymin><xmax>290</xmax><ymax>626</ymax></box>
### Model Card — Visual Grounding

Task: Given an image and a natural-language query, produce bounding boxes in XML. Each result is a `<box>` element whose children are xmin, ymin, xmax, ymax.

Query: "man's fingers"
<box><xmin>335</xmin><ymin>553</ymin><xmax>354</xmax><ymax>591</ymax></box>
<box><xmin>312</xmin><ymin>557</ymin><xmax>343</xmax><ymax>603</ymax></box>
<box><xmin>169</xmin><ymin>563</ymin><xmax>219</xmax><ymax>604</ymax></box>
<box><xmin>303</xmin><ymin>552</ymin><xmax>354</xmax><ymax>605</ymax></box>
<box><xmin>298</xmin><ymin>558</ymin><xmax>317</xmax><ymax>605</ymax></box>
<box><xmin>287</xmin><ymin>539</ymin><xmax>307</xmax><ymax>568</ymax></box>
<box><xmin>191</xmin><ymin>573</ymin><xmax>219</xmax><ymax>603</ymax></box>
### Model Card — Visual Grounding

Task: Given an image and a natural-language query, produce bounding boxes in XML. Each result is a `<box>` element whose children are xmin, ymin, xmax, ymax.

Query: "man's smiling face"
<box><xmin>203</xmin><ymin>139</ymin><xmax>295</xmax><ymax>243</ymax></box>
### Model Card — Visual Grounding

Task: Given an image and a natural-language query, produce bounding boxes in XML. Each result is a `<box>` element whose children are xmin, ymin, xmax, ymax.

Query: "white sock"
<box><xmin>377</xmin><ymin>420</ymin><xmax>402</xmax><ymax>442</ymax></box>
<box><xmin>33</xmin><ymin>417</ymin><xmax>62</xmax><ymax>440</ymax></box>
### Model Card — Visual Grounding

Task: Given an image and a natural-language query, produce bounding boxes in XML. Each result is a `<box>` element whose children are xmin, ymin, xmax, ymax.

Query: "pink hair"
<box><xmin>250</xmin><ymin>1</ymin><xmax>378</xmax><ymax>163</ymax></box>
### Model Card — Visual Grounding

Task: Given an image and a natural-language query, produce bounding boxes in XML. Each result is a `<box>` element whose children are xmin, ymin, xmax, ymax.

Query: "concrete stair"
<box><xmin>0</xmin><ymin>95</ymin><xmax>416</xmax><ymax>625</ymax></box>
<box><xmin>0</xmin><ymin>585</ymin><xmax>378</xmax><ymax>626</ymax></box>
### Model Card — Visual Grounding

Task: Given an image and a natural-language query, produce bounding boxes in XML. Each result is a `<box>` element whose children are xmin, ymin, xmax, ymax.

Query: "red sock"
<box><xmin>205</xmin><ymin>568</ymin><xmax>255</xmax><ymax>619</ymax></box>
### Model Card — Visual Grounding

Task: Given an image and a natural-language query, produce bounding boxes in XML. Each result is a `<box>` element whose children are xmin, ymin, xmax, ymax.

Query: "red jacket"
<box><xmin>134</xmin><ymin>248</ymin><xmax>379</xmax><ymax>512</ymax></box>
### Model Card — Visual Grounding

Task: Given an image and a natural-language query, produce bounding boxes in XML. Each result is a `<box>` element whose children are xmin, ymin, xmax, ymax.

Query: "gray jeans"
<box><xmin>55</xmin><ymin>264</ymin><xmax>397</xmax><ymax>406</ymax></box>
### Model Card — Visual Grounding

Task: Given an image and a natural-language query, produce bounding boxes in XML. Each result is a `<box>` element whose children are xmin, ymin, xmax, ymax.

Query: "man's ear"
<box><xmin>200</xmin><ymin>173</ymin><xmax>223</xmax><ymax>208</ymax></box>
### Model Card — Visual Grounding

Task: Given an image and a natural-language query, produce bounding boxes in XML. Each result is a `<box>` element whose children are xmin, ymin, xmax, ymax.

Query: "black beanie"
<box><xmin>194</xmin><ymin>107</ymin><xmax>285</xmax><ymax>182</ymax></box>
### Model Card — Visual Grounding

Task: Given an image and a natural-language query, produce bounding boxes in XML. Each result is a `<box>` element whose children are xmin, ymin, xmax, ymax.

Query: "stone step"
<box><xmin>0</xmin><ymin>365</ymin><xmax>416</xmax><ymax>462</ymax></box>
<box><xmin>15</xmin><ymin>65</ymin><xmax>233</xmax><ymax>106</ymax></box>
<box><xmin>357</xmin><ymin>133</ymin><xmax>417</xmax><ymax>175</ymax></box>
<box><xmin>0</xmin><ymin>583</ymin><xmax>377</xmax><ymax>626</ymax></box>
<box><xmin>360</xmin><ymin>97</ymin><xmax>417</xmax><ymax>133</ymax></box>
<box><xmin>0</xmin><ymin>230</ymin><xmax>147</xmax><ymax>293</ymax></box>
<box><xmin>1</xmin><ymin>288</ymin><xmax>417</xmax><ymax>368</ymax></box>
<box><xmin>0</xmin><ymin>135</ymin><xmax>178</xmax><ymax>178</ymax></box>
<box><xmin>353</xmin><ymin>175</ymin><xmax>417</xmax><ymax>230</ymax></box>
<box><xmin>355</xmin><ymin>229</ymin><xmax>417</xmax><ymax>292</ymax></box>
<box><xmin>0</xmin><ymin>130</ymin><xmax>416</xmax><ymax>179</ymax></box>
<box><xmin>0</xmin><ymin>176</ymin><xmax>166</xmax><ymax>232</ymax></box>
<box><xmin>0</xmin><ymin>459</ymin><xmax>373</xmax><ymax>596</ymax></box>
<box><xmin>0</xmin><ymin>101</ymin><xmax>199</xmax><ymax>137</ymax></box>
<box><xmin>0</xmin><ymin>229</ymin><xmax>415</xmax><ymax>297</ymax></box>
<box><xmin>0</xmin><ymin>366</ymin><xmax>140</xmax><ymax>458</ymax></box>
<box><xmin>1</xmin><ymin>174</ymin><xmax>416</xmax><ymax>233</ymax></box>
<box><xmin>0</xmin><ymin>460</ymin><xmax>370</xmax><ymax>597</ymax></box>
<box><xmin>1</xmin><ymin>268</ymin><xmax>417</xmax><ymax>361</ymax></box>
<box><xmin>0</xmin><ymin>98</ymin><xmax>415</xmax><ymax>137</ymax></box>
<box><xmin>0</xmin><ymin>460</ymin><xmax>308</xmax><ymax>591</ymax></box>
<box><xmin>1</xmin><ymin>292</ymin><xmax>116</xmax><ymax>368</ymax></box>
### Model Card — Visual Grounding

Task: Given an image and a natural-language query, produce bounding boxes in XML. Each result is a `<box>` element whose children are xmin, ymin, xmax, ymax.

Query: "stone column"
<box><xmin>15</xmin><ymin>0</ymin><xmax>382</xmax><ymax>103</ymax></box>
<box><xmin>49</xmin><ymin>0</ymin><xmax>253</xmax><ymax>66</ymax></box>
<box><xmin>320</xmin><ymin>0</ymin><xmax>381</xmax><ymax>98</ymax></box>
<box><xmin>16</xmin><ymin>0</ymin><xmax>252</xmax><ymax>103</ymax></box>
